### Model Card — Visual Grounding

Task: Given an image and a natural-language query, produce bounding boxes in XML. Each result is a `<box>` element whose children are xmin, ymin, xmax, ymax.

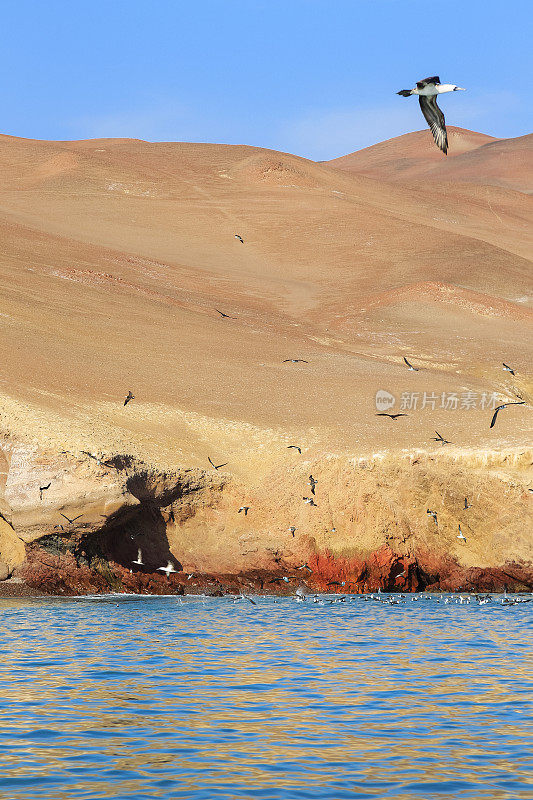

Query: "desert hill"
<box><xmin>0</xmin><ymin>129</ymin><xmax>531</xmax><ymax>591</ymax></box>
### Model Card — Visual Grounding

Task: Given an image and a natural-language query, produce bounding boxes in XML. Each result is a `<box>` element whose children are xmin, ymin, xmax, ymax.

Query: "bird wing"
<box><xmin>418</xmin><ymin>95</ymin><xmax>448</xmax><ymax>154</ymax></box>
<box><xmin>417</xmin><ymin>76</ymin><xmax>441</xmax><ymax>87</ymax></box>
<box><xmin>403</xmin><ymin>357</ymin><xmax>411</xmax><ymax>366</ymax></box>
<box><xmin>489</xmin><ymin>407</ymin><xmax>502</xmax><ymax>428</ymax></box>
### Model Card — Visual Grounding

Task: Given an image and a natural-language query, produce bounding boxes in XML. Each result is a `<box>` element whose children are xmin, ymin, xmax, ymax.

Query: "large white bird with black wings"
<box><xmin>397</xmin><ymin>76</ymin><xmax>465</xmax><ymax>154</ymax></box>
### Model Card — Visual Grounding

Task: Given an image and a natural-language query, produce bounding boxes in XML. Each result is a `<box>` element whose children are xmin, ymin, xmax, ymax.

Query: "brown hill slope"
<box><xmin>0</xmin><ymin>133</ymin><xmax>531</xmax><ymax>589</ymax></box>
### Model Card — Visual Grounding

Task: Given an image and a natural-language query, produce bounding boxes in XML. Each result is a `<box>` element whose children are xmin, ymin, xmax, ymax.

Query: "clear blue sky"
<box><xmin>2</xmin><ymin>0</ymin><xmax>530</xmax><ymax>159</ymax></box>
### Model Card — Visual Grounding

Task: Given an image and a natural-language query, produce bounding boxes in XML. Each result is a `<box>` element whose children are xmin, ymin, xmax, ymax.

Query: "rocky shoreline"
<box><xmin>1</xmin><ymin>439</ymin><xmax>532</xmax><ymax>599</ymax></box>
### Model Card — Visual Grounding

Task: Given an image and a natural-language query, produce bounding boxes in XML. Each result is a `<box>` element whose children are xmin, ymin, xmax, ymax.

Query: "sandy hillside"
<box><xmin>0</xmin><ymin>129</ymin><xmax>531</xmax><ymax>587</ymax></box>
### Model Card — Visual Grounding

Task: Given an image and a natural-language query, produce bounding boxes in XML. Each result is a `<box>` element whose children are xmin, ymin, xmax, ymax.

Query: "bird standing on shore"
<box><xmin>397</xmin><ymin>76</ymin><xmax>465</xmax><ymax>154</ymax></box>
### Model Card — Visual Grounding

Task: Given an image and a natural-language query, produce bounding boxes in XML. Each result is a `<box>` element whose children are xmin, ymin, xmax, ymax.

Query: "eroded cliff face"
<box><xmin>1</xmin><ymin>434</ymin><xmax>531</xmax><ymax>595</ymax></box>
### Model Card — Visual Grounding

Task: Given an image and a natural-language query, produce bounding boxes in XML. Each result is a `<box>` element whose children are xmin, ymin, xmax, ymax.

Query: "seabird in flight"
<box><xmin>235</xmin><ymin>234</ymin><xmax>244</xmax><ymax>243</ymax></box>
<box><xmin>426</xmin><ymin>509</ymin><xmax>438</xmax><ymax>525</ymax></box>
<box><xmin>376</xmin><ymin>413</ymin><xmax>407</xmax><ymax>420</ymax></box>
<box><xmin>403</xmin><ymin>357</ymin><xmax>419</xmax><ymax>371</ymax></box>
<box><xmin>308</xmin><ymin>475</ymin><xmax>318</xmax><ymax>495</ymax></box>
<box><xmin>431</xmin><ymin>431</ymin><xmax>451</xmax><ymax>445</ymax></box>
<box><xmin>215</xmin><ymin>309</ymin><xmax>236</xmax><ymax>319</ymax></box>
<box><xmin>297</xmin><ymin>563</ymin><xmax>313</xmax><ymax>572</ymax></box>
<box><xmin>502</xmin><ymin>363</ymin><xmax>515</xmax><ymax>375</ymax></box>
<box><xmin>303</xmin><ymin>497</ymin><xmax>317</xmax><ymax>506</ymax></box>
<box><xmin>238</xmin><ymin>506</ymin><xmax>250</xmax><ymax>515</ymax></box>
<box><xmin>208</xmin><ymin>456</ymin><xmax>228</xmax><ymax>470</ymax></box>
<box><xmin>158</xmin><ymin>561</ymin><xmax>177</xmax><ymax>577</ymax></box>
<box><xmin>457</xmin><ymin>525</ymin><xmax>467</xmax><ymax>542</ymax></box>
<box><xmin>132</xmin><ymin>548</ymin><xmax>144</xmax><ymax>566</ymax></box>
<box><xmin>288</xmin><ymin>526</ymin><xmax>296</xmax><ymax>537</ymax></box>
<box><xmin>239</xmin><ymin>593</ymin><xmax>256</xmax><ymax>605</ymax></box>
<box><xmin>60</xmin><ymin>513</ymin><xmax>83</xmax><ymax>525</ymax></box>
<box><xmin>489</xmin><ymin>401</ymin><xmax>525</xmax><ymax>428</ymax></box>
<box><xmin>464</xmin><ymin>497</ymin><xmax>471</xmax><ymax>509</ymax></box>
<box><xmin>287</xmin><ymin>445</ymin><xmax>301</xmax><ymax>454</ymax></box>
<box><xmin>397</xmin><ymin>76</ymin><xmax>465</xmax><ymax>154</ymax></box>
<box><xmin>124</xmin><ymin>391</ymin><xmax>134</xmax><ymax>406</ymax></box>
<box><xmin>283</xmin><ymin>359</ymin><xmax>308</xmax><ymax>363</ymax></box>
<box><xmin>39</xmin><ymin>483</ymin><xmax>51</xmax><ymax>501</ymax></box>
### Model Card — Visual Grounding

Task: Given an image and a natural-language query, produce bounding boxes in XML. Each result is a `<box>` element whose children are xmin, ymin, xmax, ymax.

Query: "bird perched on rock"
<box><xmin>397</xmin><ymin>76</ymin><xmax>465</xmax><ymax>154</ymax></box>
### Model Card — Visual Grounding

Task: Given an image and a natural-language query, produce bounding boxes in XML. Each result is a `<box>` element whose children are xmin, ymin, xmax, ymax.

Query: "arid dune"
<box><xmin>0</xmin><ymin>128</ymin><xmax>531</xmax><ymax>593</ymax></box>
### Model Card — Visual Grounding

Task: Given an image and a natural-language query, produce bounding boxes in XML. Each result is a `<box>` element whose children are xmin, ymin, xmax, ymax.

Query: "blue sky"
<box><xmin>1</xmin><ymin>0</ymin><xmax>530</xmax><ymax>159</ymax></box>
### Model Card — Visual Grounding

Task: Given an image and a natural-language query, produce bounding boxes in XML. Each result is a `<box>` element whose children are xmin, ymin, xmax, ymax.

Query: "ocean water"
<box><xmin>0</xmin><ymin>594</ymin><xmax>531</xmax><ymax>800</ymax></box>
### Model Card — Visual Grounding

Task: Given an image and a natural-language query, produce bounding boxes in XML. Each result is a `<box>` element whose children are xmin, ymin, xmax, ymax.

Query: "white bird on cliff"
<box><xmin>158</xmin><ymin>561</ymin><xmax>178</xmax><ymax>577</ymax></box>
<box><xmin>397</xmin><ymin>76</ymin><xmax>465</xmax><ymax>154</ymax></box>
<box><xmin>132</xmin><ymin>548</ymin><xmax>144</xmax><ymax>566</ymax></box>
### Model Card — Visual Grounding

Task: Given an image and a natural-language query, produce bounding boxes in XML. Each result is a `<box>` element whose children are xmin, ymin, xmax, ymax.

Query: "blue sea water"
<box><xmin>0</xmin><ymin>594</ymin><xmax>531</xmax><ymax>800</ymax></box>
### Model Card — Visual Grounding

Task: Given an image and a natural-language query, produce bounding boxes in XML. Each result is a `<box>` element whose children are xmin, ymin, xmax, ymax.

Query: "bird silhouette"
<box><xmin>430</xmin><ymin>431</ymin><xmax>451</xmax><ymax>445</ymax></box>
<box><xmin>124</xmin><ymin>391</ymin><xmax>134</xmax><ymax>406</ymax></box>
<box><xmin>403</xmin><ymin>357</ymin><xmax>419</xmax><ymax>371</ymax></box>
<box><xmin>60</xmin><ymin>513</ymin><xmax>83</xmax><ymax>524</ymax></box>
<box><xmin>303</xmin><ymin>497</ymin><xmax>317</xmax><ymax>506</ymax></box>
<box><xmin>490</xmin><ymin>401</ymin><xmax>525</xmax><ymax>428</ymax></box>
<box><xmin>287</xmin><ymin>445</ymin><xmax>301</xmax><ymax>454</ymax></box>
<box><xmin>376</xmin><ymin>413</ymin><xmax>407</xmax><ymax>420</ymax></box>
<box><xmin>464</xmin><ymin>497</ymin><xmax>471</xmax><ymax>509</ymax></box>
<box><xmin>235</xmin><ymin>234</ymin><xmax>244</xmax><ymax>243</ymax></box>
<box><xmin>502</xmin><ymin>363</ymin><xmax>515</xmax><ymax>375</ymax></box>
<box><xmin>215</xmin><ymin>309</ymin><xmax>236</xmax><ymax>319</ymax></box>
<box><xmin>208</xmin><ymin>456</ymin><xmax>228</xmax><ymax>470</ymax></box>
<box><xmin>308</xmin><ymin>475</ymin><xmax>318</xmax><ymax>495</ymax></box>
<box><xmin>39</xmin><ymin>483</ymin><xmax>51</xmax><ymax>501</ymax></box>
<box><xmin>283</xmin><ymin>359</ymin><xmax>308</xmax><ymax>363</ymax></box>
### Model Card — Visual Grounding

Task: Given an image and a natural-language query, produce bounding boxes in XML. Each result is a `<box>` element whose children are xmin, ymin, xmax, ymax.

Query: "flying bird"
<box><xmin>464</xmin><ymin>497</ymin><xmax>471</xmax><ymax>509</ymax></box>
<box><xmin>431</xmin><ymin>431</ymin><xmax>451</xmax><ymax>445</ymax></box>
<box><xmin>283</xmin><ymin>359</ymin><xmax>308</xmax><ymax>363</ymax></box>
<box><xmin>376</xmin><ymin>413</ymin><xmax>407</xmax><ymax>420</ymax></box>
<box><xmin>397</xmin><ymin>76</ymin><xmax>465</xmax><ymax>154</ymax></box>
<box><xmin>124</xmin><ymin>391</ymin><xmax>134</xmax><ymax>406</ymax></box>
<box><xmin>303</xmin><ymin>497</ymin><xmax>317</xmax><ymax>506</ymax></box>
<box><xmin>208</xmin><ymin>456</ymin><xmax>228</xmax><ymax>470</ymax></box>
<box><xmin>238</xmin><ymin>506</ymin><xmax>250</xmax><ymax>515</ymax></box>
<box><xmin>158</xmin><ymin>561</ymin><xmax>177</xmax><ymax>577</ymax></box>
<box><xmin>39</xmin><ymin>483</ymin><xmax>51</xmax><ymax>501</ymax></box>
<box><xmin>287</xmin><ymin>445</ymin><xmax>301</xmax><ymax>454</ymax></box>
<box><xmin>403</xmin><ymin>357</ymin><xmax>419</xmax><ymax>371</ymax></box>
<box><xmin>288</xmin><ymin>526</ymin><xmax>296</xmax><ymax>537</ymax></box>
<box><xmin>427</xmin><ymin>509</ymin><xmax>438</xmax><ymax>525</ymax></box>
<box><xmin>489</xmin><ymin>401</ymin><xmax>525</xmax><ymax>429</ymax></box>
<box><xmin>239</xmin><ymin>593</ymin><xmax>256</xmax><ymax>605</ymax></box>
<box><xmin>235</xmin><ymin>234</ymin><xmax>244</xmax><ymax>243</ymax></box>
<box><xmin>457</xmin><ymin>525</ymin><xmax>467</xmax><ymax>542</ymax></box>
<box><xmin>502</xmin><ymin>363</ymin><xmax>515</xmax><ymax>375</ymax></box>
<box><xmin>297</xmin><ymin>563</ymin><xmax>313</xmax><ymax>573</ymax></box>
<box><xmin>215</xmin><ymin>309</ymin><xmax>236</xmax><ymax>319</ymax></box>
<box><xmin>132</xmin><ymin>548</ymin><xmax>144</xmax><ymax>566</ymax></box>
<box><xmin>60</xmin><ymin>513</ymin><xmax>84</xmax><ymax>528</ymax></box>
<box><xmin>308</xmin><ymin>475</ymin><xmax>318</xmax><ymax>495</ymax></box>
